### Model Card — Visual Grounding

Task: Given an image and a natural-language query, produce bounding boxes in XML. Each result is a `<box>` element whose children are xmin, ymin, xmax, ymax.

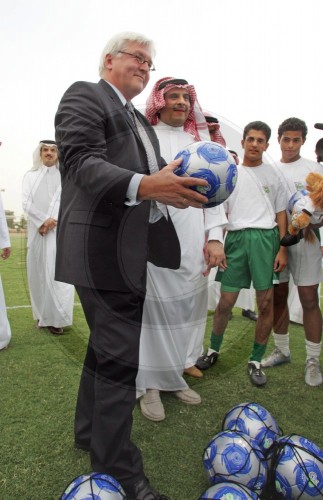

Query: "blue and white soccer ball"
<box><xmin>272</xmin><ymin>434</ymin><xmax>323</xmax><ymax>499</ymax></box>
<box><xmin>174</xmin><ymin>141</ymin><xmax>238</xmax><ymax>208</ymax></box>
<box><xmin>222</xmin><ymin>402</ymin><xmax>282</xmax><ymax>455</ymax></box>
<box><xmin>202</xmin><ymin>430</ymin><xmax>268</xmax><ymax>495</ymax></box>
<box><xmin>199</xmin><ymin>481</ymin><xmax>259</xmax><ymax>499</ymax></box>
<box><xmin>288</xmin><ymin>189</ymin><xmax>308</xmax><ymax>214</ymax></box>
<box><xmin>60</xmin><ymin>472</ymin><xmax>126</xmax><ymax>499</ymax></box>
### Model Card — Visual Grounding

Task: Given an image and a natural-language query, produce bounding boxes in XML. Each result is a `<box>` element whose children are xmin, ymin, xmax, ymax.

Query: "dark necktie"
<box><xmin>126</xmin><ymin>102</ymin><xmax>167</xmax><ymax>222</ymax></box>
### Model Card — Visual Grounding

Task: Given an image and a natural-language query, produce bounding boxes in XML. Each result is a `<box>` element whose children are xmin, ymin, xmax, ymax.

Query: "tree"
<box><xmin>5</xmin><ymin>210</ymin><xmax>14</xmax><ymax>229</ymax></box>
<box><xmin>18</xmin><ymin>215</ymin><xmax>27</xmax><ymax>231</ymax></box>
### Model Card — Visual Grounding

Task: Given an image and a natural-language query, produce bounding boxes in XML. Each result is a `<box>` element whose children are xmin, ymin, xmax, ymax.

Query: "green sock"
<box><xmin>210</xmin><ymin>332</ymin><xmax>223</xmax><ymax>352</ymax></box>
<box><xmin>250</xmin><ymin>342</ymin><xmax>267</xmax><ymax>363</ymax></box>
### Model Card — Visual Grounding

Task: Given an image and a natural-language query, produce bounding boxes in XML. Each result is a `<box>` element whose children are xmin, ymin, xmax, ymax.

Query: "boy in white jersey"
<box><xmin>262</xmin><ymin>117</ymin><xmax>323</xmax><ymax>387</ymax></box>
<box><xmin>196</xmin><ymin>121</ymin><xmax>288</xmax><ymax>386</ymax></box>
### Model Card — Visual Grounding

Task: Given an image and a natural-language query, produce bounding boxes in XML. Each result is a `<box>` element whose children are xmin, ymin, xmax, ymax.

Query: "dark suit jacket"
<box><xmin>54</xmin><ymin>79</ymin><xmax>180</xmax><ymax>294</ymax></box>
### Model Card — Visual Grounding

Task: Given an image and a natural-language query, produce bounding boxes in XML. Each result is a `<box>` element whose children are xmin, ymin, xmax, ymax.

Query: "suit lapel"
<box><xmin>97</xmin><ymin>79</ymin><xmax>141</xmax><ymax>139</ymax></box>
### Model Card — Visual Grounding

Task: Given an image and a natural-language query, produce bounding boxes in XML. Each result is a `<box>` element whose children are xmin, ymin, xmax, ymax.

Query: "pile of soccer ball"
<box><xmin>199</xmin><ymin>401</ymin><xmax>323</xmax><ymax>499</ymax></box>
<box><xmin>59</xmin><ymin>401</ymin><xmax>323</xmax><ymax>499</ymax></box>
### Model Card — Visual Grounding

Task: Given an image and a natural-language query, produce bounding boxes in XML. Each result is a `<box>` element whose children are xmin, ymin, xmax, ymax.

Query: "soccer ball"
<box><xmin>222</xmin><ymin>402</ymin><xmax>282</xmax><ymax>455</ymax></box>
<box><xmin>202</xmin><ymin>430</ymin><xmax>268</xmax><ymax>495</ymax></box>
<box><xmin>288</xmin><ymin>189</ymin><xmax>308</xmax><ymax>214</ymax></box>
<box><xmin>199</xmin><ymin>481</ymin><xmax>259</xmax><ymax>499</ymax></box>
<box><xmin>60</xmin><ymin>472</ymin><xmax>126</xmax><ymax>499</ymax></box>
<box><xmin>272</xmin><ymin>434</ymin><xmax>323</xmax><ymax>499</ymax></box>
<box><xmin>174</xmin><ymin>141</ymin><xmax>238</xmax><ymax>208</ymax></box>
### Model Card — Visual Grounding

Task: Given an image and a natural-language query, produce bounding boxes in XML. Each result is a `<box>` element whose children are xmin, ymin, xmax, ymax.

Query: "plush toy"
<box><xmin>280</xmin><ymin>172</ymin><xmax>323</xmax><ymax>246</ymax></box>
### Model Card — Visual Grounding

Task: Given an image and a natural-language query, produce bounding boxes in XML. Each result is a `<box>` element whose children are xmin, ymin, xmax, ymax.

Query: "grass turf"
<box><xmin>0</xmin><ymin>233</ymin><xmax>322</xmax><ymax>499</ymax></box>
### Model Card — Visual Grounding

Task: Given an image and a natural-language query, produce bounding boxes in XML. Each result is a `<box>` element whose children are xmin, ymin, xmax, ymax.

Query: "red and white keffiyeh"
<box><xmin>204</xmin><ymin>114</ymin><xmax>227</xmax><ymax>147</ymax></box>
<box><xmin>145</xmin><ymin>77</ymin><xmax>210</xmax><ymax>141</ymax></box>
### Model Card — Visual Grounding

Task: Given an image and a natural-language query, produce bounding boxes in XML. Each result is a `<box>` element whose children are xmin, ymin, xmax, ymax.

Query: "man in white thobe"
<box><xmin>136</xmin><ymin>77</ymin><xmax>226</xmax><ymax>421</ymax></box>
<box><xmin>22</xmin><ymin>140</ymin><xmax>74</xmax><ymax>335</ymax></box>
<box><xmin>0</xmin><ymin>186</ymin><xmax>11</xmax><ymax>350</ymax></box>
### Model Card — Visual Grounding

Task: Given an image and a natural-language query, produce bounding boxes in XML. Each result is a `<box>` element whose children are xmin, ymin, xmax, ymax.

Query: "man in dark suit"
<box><xmin>55</xmin><ymin>32</ymin><xmax>208</xmax><ymax>499</ymax></box>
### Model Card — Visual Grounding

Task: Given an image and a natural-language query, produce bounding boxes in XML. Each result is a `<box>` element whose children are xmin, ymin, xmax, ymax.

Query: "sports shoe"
<box><xmin>195</xmin><ymin>350</ymin><xmax>219</xmax><ymax>370</ymax></box>
<box><xmin>305</xmin><ymin>358</ymin><xmax>323</xmax><ymax>387</ymax></box>
<box><xmin>261</xmin><ymin>348</ymin><xmax>291</xmax><ymax>368</ymax></box>
<box><xmin>125</xmin><ymin>477</ymin><xmax>169</xmax><ymax>500</ymax></box>
<box><xmin>248</xmin><ymin>361</ymin><xmax>266</xmax><ymax>386</ymax></box>
<box><xmin>184</xmin><ymin>366</ymin><xmax>203</xmax><ymax>378</ymax></box>
<box><xmin>242</xmin><ymin>309</ymin><xmax>258</xmax><ymax>321</ymax></box>
<box><xmin>174</xmin><ymin>388</ymin><xmax>201</xmax><ymax>404</ymax></box>
<box><xmin>140</xmin><ymin>390</ymin><xmax>165</xmax><ymax>421</ymax></box>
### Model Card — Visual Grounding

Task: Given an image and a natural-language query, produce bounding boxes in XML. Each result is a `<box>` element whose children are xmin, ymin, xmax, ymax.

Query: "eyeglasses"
<box><xmin>118</xmin><ymin>51</ymin><xmax>155</xmax><ymax>71</ymax></box>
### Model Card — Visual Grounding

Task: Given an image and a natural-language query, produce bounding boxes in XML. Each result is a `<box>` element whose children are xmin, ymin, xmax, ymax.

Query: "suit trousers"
<box><xmin>75</xmin><ymin>285</ymin><xmax>145</xmax><ymax>488</ymax></box>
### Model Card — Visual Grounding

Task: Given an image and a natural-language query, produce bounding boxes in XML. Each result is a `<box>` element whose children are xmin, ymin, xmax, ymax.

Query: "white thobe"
<box><xmin>0</xmin><ymin>193</ymin><xmax>11</xmax><ymax>349</ymax></box>
<box><xmin>136</xmin><ymin>122</ymin><xmax>223</xmax><ymax>393</ymax></box>
<box><xmin>22</xmin><ymin>165</ymin><xmax>74</xmax><ymax>328</ymax></box>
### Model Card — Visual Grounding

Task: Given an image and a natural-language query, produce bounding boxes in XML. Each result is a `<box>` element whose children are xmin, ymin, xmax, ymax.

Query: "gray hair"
<box><xmin>98</xmin><ymin>31</ymin><xmax>156</xmax><ymax>76</ymax></box>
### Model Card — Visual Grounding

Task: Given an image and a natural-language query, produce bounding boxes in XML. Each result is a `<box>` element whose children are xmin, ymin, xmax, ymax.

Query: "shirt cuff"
<box><xmin>125</xmin><ymin>173</ymin><xmax>144</xmax><ymax>206</ymax></box>
<box><xmin>208</xmin><ymin>226</ymin><xmax>224</xmax><ymax>244</ymax></box>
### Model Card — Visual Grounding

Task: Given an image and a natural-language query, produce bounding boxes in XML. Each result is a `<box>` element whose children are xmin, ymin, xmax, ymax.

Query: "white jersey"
<box><xmin>275</xmin><ymin>157</ymin><xmax>323</xmax><ymax>286</ymax></box>
<box><xmin>275</xmin><ymin>157</ymin><xmax>323</xmax><ymax>201</ymax></box>
<box><xmin>223</xmin><ymin>163</ymin><xmax>287</xmax><ymax>231</ymax></box>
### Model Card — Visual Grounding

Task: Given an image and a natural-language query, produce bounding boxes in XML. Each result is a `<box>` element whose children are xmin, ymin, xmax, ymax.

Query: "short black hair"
<box><xmin>243</xmin><ymin>121</ymin><xmax>271</xmax><ymax>141</ymax></box>
<box><xmin>277</xmin><ymin>117</ymin><xmax>308</xmax><ymax>139</ymax></box>
<box><xmin>315</xmin><ymin>138</ymin><xmax>323</xmax><ymax>162</ymax></box>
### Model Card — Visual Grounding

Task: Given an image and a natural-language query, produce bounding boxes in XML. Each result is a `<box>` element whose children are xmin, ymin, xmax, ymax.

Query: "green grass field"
<box><xmin>0</xmin><ymin>233</ymin><xmax>322</xmax><ymax>499</ymax></box>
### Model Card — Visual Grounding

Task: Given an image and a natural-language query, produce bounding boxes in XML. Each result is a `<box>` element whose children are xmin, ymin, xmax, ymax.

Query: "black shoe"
<box><xmin>248</xmin><ymin>361</ymin><xmax>266</xmax><ymax>386</ymax></box>
<box><xmin>125</xmin><ymin>477</ymin><xmax>169</xmax><ymax>499</ymax></box>
<box><xmin>242</xmin><ymin>309</ymin><xmax>258</xmax><ymax>321</ymax></box>
<box><xmin>280</xmin><ymin>230</ymin><xmax>304</xmax><ymax>247</ymax></box>
<box><xmin>195</xmin><ymin>351</ymin><xmax>219</xmax><ymax>370</ymax></box>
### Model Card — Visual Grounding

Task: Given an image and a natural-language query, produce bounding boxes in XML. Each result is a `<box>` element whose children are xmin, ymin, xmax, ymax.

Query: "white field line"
<box><xmin>7</xmin><ymin>302</ymin><xmax>82</xmax><ymax>310</ymax></box>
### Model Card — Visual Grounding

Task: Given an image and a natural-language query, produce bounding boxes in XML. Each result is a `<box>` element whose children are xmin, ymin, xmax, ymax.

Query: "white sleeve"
<box><xmin>0</xmin><ymin>194</ymin><xmax>10</xmax><ymax>248</ymax></box>
<box><xmin>47</xmin><ymin>185</ymin><xmax>61</xmax><ymax>219</ymax></box>
<box><xmin>125</xmin><ymin>173</ymin><xmax>144</xmax><ymax>206</ymax></box>
<box><xmin>22</xmin><ymin>172</ymin><xmax>48</xmax><ymax>227</ymax></box>
<box><xmin>204</xmin><ymin>204</ymin><xmax>228</xmax><ymax>244</ymax></box>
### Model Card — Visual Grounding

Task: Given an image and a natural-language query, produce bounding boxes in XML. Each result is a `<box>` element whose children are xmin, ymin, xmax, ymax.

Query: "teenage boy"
<box><xmin>262</xmin><ymin>117</ymin><xmax>323</xmax><ymax>387</ymax></box>
<box><xmin>196</xmin><ymin>121</ymin><xmax>288</xmax><ymax>386</ymax></box>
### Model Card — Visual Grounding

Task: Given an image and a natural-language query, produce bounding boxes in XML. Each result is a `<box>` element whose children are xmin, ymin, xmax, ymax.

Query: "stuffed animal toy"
<box><xmin>280</xmin><ymin>172</ymin><xmax>323</xmax><ymax>246</ymax></box>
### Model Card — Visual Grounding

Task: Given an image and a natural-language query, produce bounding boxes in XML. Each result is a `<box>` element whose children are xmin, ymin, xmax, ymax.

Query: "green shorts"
<box><xmin>216</xmin><ymin>228</ymin><xmax>280</xmax><ymax>292</ymax></box>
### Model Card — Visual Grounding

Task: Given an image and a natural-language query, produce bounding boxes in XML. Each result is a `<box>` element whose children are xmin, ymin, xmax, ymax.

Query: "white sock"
<box><xmin>273</xmin><ymin>332</ymin><xmax>290</xmax><ymax>356</ymax></box>
<box><xmin>305</xmin><ymin>339</ymin><xmax>322</xmax><ymax>362</ymax></box>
